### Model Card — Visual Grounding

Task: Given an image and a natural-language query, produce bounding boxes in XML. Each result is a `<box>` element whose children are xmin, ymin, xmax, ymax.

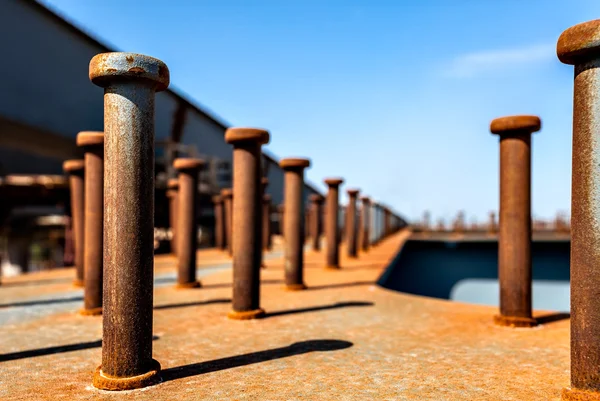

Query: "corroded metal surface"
<box><xmin>281</xmin><ymin>158</ymin><xmax>311</xmax><ymax>290</ymax></box>
<box><xmin>89</xmin><ymin>52</ymin><xmax>169</xmax><ymax>390</ymax></box>
<box><xmin>174</xmin><ymin>158</ymin><xmax>204</xmax><ymax>289</ymax></box>
<box><xmin>167</xmin><ymin>178</ymin><xmax>179</xmax><ymax>255</ymax></box>
<box><xmin>225</xmin><ymin>128</ymin><xmax>269</xmax><ymax>319</ymax></box>
<box><xmin>76</xmin><ymin>132</ymin><xmax>104</xmax><ymax>316</ymax></box>
<box><xmin>221</xmin><ymin>188</ymin><xmax>233</xmax><ymax>256</ymax></box>
<box><xmin>359</xmin><ymin>196</ymin><xmax>371</xmax><ymax>252</ymax></box>
<box><xmin>261</xmin><ymin>178</ymin><xmax>272</xmax><ymax>252</ymax></box>
<box><xmin>309</xmin><ymin>194</ymin><xmax>324</xmax><ymax>252</ymax></box>
<box><xmin>558</xmin><ymin>19</ymin><xmax>600</xmax><ymax>398</ymax></box>
<box><xmin>213</xmin><ymin>195</ymin><xmax>224</xmax><ymax>250</ymax></box>
<box><xmin>490</xmin><ymin>115</ymin><xmax>541</xmax><ymax>328</ymax></box>
<box><xmin>62</xmin><ymin>159</ymin><xmax>85</xmax><ymax>287</ymax></box>
<box><xmin>324</xmin><ymin>178</ymin><xmax>343</xmax><ymax>269</ymax></box>
<box><xmin>346</xmin><ymin>189</ymin><xmax>360</xmax><ymax>258</ymax></box>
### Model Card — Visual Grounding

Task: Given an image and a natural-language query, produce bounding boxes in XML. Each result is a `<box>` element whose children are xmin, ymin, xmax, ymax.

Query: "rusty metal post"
<box><xmin>90</xmin><ymin>52</ymin><xmax>169</xmax><ymax>390</ymax></box>
<box><xmin>221</xmin><ymin>188</ymin><xmax>233</xmax><ymax>256</ymax></box>
<box><xmin>278</xmin><ymin>204</ymin><xmax>285</xmax><ymax>236</ymax></box>
<box><xmin>166</xmin><ymin>178</ymin><xmax>179</xmax><ymax>255</ymax></box>
<box><xmin>490</xmin><ymin>115</ymin><xmax>540</xmax><ymax>328</ymax></box>
<box><xmin>225</xmin><ymin>128</ymin><xmax>270</xmax><ymax>320</ymax></box>
<box><xmin>77</xmin><ymin>132</ymin><xmax>104</xmax><ymax>316</ymax></box>
<box><xmin>346</xmin><ymin>189</ymin><xmax>360</xmax><ymax>258</ymax></box>
<box><xmin>263</xmin><ymin>194</ymin><xmax>272</xmax><ymax>251</ymax></box>
<box><xmin>309</xmin><ymin>194</ymin><xmax>324</xmax><ymax>251</ymax></box>
<box><xmin>213</xmin><ymin>195</ymin><xmax>224</xmax><ymax>249</ymax></box>
<box><xmin>174</xmin><ymin>158</ymin><xmax>204</xmax><ymax>289</ymax></box>
<box><xmin>488</xmin><ymin>211</ymin><xmax>497</xmax><ymax>234</ymax></box>
<box><xmin>63</xmin><ymin>159</ymin><xmax>85</xmax><ymax>287</ymax></box>
<box><xmin>324</xmin><ymin>178</ymin><xmax>343</xmax><ymax>269</ymax></box>
<box><xmin>558</xmin><ymin>20</ymin><xmax>600</xmax><ymax>399</ymax></box>
<box><xmin>280</xmin><ymin>158</ymin><xmax>311</xmax><ymax>290</ymax></box>
<box><xmin>360</xmin><ymin>196</ymin><xmax>371</xmax><ymax>252</ymax></box>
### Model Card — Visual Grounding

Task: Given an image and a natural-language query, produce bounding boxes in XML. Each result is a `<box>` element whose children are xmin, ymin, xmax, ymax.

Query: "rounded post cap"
<box><xmin>225</xmin><ymin>127</ymin><xmax>270</xmax><ymax>145</ymax></box>
<box><xmin>557</xmin><ymin>19</ymin><xmax>600</xmax><ymax>65</ymax></box>
<box><xmin>173</xmin><ymin>158</ymin><xmax>204</xmax><ymax>171</ymax></box>
<box><xmin>76</xmin><ymin>131</ymin><xmax>104</xmax><ymax>147</ymax></box>
<box><xmin>309</xmin><ymin>194</ymin><xmax>324</xmax><ymax>202</ymax></box>
<box><xmin>212</xmin><ymin>194</ymin><xmax>222</xmax><ymax>203</ymax></box>
<box><xmin>347</xmin><ymin>188</ymin><xmax>360</xmax><ymax>196</ymax></box>
<box><xmin>89</xmin><ymin>52</ymin><xmax>170</xmax><ymax>91</ymax></box>
<box><xmin>221</xmin><ymin>188</ymin><xmax>233</xmax><ymax>198</ymax></box>
<box><xmin>167</xmin><ymin>178</ymin><xmax>179</xmax><ymax>190</ymax></box>
<box><xmin>360</xmin><ymin>196</ymin><xmax>371</xmax><ymax>203</ymax></box>
<box><xmin>63</xmin><ymin>159</ymin><xmax>85</xmax><ymax>173</ymax></box>
<box><xmin>324</xmin><ymin>177</ymin><xmax>344</xmax><ymax>186</ymax></box>
<box><xmin>280</xmin><ymin>157</ymin><xmax>311</xmax><ymax>170</ymax></box>
<box><xmin>490</xmin><ymin>115</ymin><xmax>541</xmax><ymax>135</ymax></box>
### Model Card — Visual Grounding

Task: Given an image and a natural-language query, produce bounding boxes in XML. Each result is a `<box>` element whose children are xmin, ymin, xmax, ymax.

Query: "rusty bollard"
<box><xmin>89</xmin><ymin>52</ymin><xmax>168</xmax><ymax>390</ymax></box>
<box><xmin>309</xmin><ymin>194</ymin><xmax>324</xmax><ymax>251</ymax></box>
<box><xmin>558</xmin><ymin>20</ymin><xmax>600</xmax><ymax>400</ymax></box>
<box><xmin>174</xmin><ymin>158</ymin><xmax>204</xmax><ymax>289</ymax></box>
<box><xmin>63</xmin><ymin>159</ymin><xmax>85</xmax><ymax>287</ymax></box>
<box><xmin>213</xmin><ymin>194</ymin><xmax>224</xmax><ymax>250</ymax></box>
<box><xmin>259</xmin><ymin>177</ymin><xmax>268</xmax><ymax>269</ymax></box>
<box><xmin>490</xmin><ymin>115</ymin><xmax>541</xmax><ymax>328</ymax></box>
<box><xmin>488</xmin><ymin>211</ymin><xmax>497</xmax><ymax>234</ymax></box>
<box><xmin>346</xmin><ymin>189</ymin><xmax>360</xmax><ymax>258</ymax></box>
<box><xmin>360</xmin><ymin>196</ymin><xmax>371</xmax><ymax>252</ymax></box>
<box><xmin>280</xmin><ymin>158</ymin><xmax>311</xmax><ymax>290</ymax></box>
<box><xmin>278</xmin><ymin>204</ymin><xmax>285</xmax><ymax>236</ymax></box>
<box><xmin>226</xmin><ymin>128</ymin><xmax>270</xmax><ymax>320</ymax></box>
<box><xmin>77</xmin><ymin>132</ymin><xmax>104</xmax><ymax>316</ymax></box>
<box><xmin>167</xmin><ymin>178</ymin><xmax>179</xmax><ymax>255</ymax></box>
<box><xmin>263</xmin><ymin>194</ymin><xmax>272</xmax><ymax>251</ymax></box>
<box><xmin>221</xmin><ymin>188</ymin><xmax>233</xmax><ymax>256</ymax></box>
<box><xmin>324</xmin><ymin>178</ymin><xmax>343</xmax><ymax>269</ymax></box>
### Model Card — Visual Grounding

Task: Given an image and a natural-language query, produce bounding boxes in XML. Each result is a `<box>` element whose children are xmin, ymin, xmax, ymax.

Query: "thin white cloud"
<box><xmin>444</xmin><ymin>43</ymin><xmax>556</xmax><ymax>78</ymax></box>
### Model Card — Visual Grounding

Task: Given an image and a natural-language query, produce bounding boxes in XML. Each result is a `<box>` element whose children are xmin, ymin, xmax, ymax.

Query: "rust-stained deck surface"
<box><xmin>0</xmin><ymin>230</ymin><xmax>569</xmax><ymax>400</ymax></box>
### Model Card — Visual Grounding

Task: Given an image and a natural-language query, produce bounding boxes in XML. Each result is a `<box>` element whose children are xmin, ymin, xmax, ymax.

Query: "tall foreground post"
<box><xmin>90</xmin><ymin>52</ymin><xmax>169</xmax><ymax>390</ymax></box>
<box><xmin>324</xmin><ymin>178</ymin><xmax>343</xmax><ymax>269</ymax></box>
<box><xmin>77</xmin><ymin>132</ymin><xmax>104</xmax><ymax>316</ymax></box>
<box><xmin>63</xmin><ymin>159</ymin><xmax>85</xmax><ymax>287</ymax></box>
<box><xmin>226</xmin><ymin>128</ymin><xmax>270</xmax><ymax>320</ymax></box>
<box><xmin>167</xmin><ymin>178</ymin><xmax>179</xmax><ymax>255</ymax></box>
<box><xmin>558</xmin><ymin>20</ymin><xmax>600</xmax><ymax>400</ymax></box>
<box><xmin>360</xmin><ymin>196</ymin><xmax>371</xmax><ymax>252</ymax></box>
<box><xmin>309</xmin><ymin>194</ymin><xmax>324</xmax><ymax>251</ymax></box>
<box><xmin>174</xmin><ymin>158</ymin><xmax>203</xmax><ymax>288</ymax></box>
<box><xmin>281</xmin><ymin>158</ymin><xmax>311</xmax><ymax>290</ymax></box>
<box><xmin>490</xmin><ymin>115</ymin><xmax>540</xmax><ymax>328</ymax></box>
<box><xmin>346</xmin><ymin>189</ymin><xmax>360</xmax><ymax>258</ymax></box>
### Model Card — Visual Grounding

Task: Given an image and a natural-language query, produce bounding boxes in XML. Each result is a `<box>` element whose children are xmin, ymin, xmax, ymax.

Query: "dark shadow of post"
<box><xmin>153</xmin><ymin>298</ymin><xmax>230</xmax><ymax>310</ymax></box>
<box><xmin>0</xmin><ymin>296</ymin><xmax>83</xmax><ymax>309</ymax></box>
<box><xmin>161</xmin><ymin>339</ymin><xmax>353</xmax><ymax>382</ymax></box>
<box><xmin>307</xmin><ymin>281</ymin><xmax>374</xmax><ymax>291</ymax></box>
<box><xmin>263</xmin><ymin>301</ymin><xmax>373</xmax><ymax>318</ymax></box>
<box><xmin>535</xmin><ymin>312</ymin><xmax>570</xmax><ymax>324</ymax></box>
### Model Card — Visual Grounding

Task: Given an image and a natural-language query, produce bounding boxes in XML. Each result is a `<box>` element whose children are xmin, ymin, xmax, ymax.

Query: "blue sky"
<box><xmin>38</xmin><ymin>0</ymin><xmax>600</xmax><ymax>224</ymax></box>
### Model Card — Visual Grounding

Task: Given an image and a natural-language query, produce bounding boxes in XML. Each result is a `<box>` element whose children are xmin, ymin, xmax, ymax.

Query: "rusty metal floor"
<box><xmin>0</xmin><ymin>231</ymin><xmax>569</xmax><ymax>400</ymax></box>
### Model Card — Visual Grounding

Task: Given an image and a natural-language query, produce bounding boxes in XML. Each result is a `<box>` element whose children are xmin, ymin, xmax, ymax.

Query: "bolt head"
<box><xmin>557</xmin><ymin>19</ymin><xmax>600</xmax><ymax>65</ymax></box>
<box><xmin>76</xmin><ymin>131</ymin><xmax>104</xmax><ymax>147</ymax></box>
<box><xmin>89</xmin><ymin>52</ymin><xmax>170</xmax><ymax>91</ymax></box>
<box><xmin>324</xmin><ymin>177</ymin><xmax>344</xmax><ymax>187</ymax></box>
<box><xmin>490</xmin><ymin>115</ymin><xmax>541</xmax><ymax>135</ymax></box>
<box><xmin>280</xmin><ymin>157</ymin><xmax>311</xmax><ymax>170</ymax></box>
<box><xmin>173</xmin><ymin>158</ymin><xmax>204</xmax><ymax>171</ymax></box>
<box><xmin>63</xmin><ymin>159</ymin><xmax>85</xmax><ymax>173</ymax></box>
<box><xmin>225</xmin><ymin>127</ymin><xmax>270</xmax><ymax>145</ymax></box>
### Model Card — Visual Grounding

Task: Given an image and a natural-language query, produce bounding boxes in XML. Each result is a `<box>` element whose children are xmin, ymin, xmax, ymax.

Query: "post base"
<box><xmin>92</xmin><ymin>359</ymin><xmax>161</xmax><ymax>391</ymax></box>
<box><xmin>79</xmin><ymin>307</ymin><xmax>102</xmax><ymax>316</ymax></box>
<box><xmin>175</xmin><ymin>281</ymin><xmax>201</xmax><ymax>289</ymax></box>
<box><xmin>493</xmin><ymin>314</ymin><xmax>537</xmax><ymax>328</ymax></box>
<box><xmin>562</xmin><ymin>387</ymin><xmax>600</xmax><ymax>400</ymax></box>
<box><xmin>285</xmin><ymin>283</ymin><xmax>307</xmax><ymax>291</ymax></box>
<box><xmin>227</xmin><ymin>308</ymin><xmax>265</xmax><ymax>320</ymax></box>
<box><xmin>72</xmin><ymin>279</ymin><xmax>84</xmax><ymax>288</ymax></box>
<box><xmin>324</xmin><ymin>265</ymin><xmax>340</xmax><ymax>270</ymax></box>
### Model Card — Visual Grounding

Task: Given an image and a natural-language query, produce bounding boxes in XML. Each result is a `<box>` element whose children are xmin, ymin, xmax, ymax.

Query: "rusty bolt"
<box><xmin>63</xmin><ymin>159</ymin><xmax>85</xmax><ymax>287</ymax></box>
<box><xmin>89</xmin><ymin>52</ymin><xmax>168</xmax><ymax>390</ymax></box>
<box><xmin>490</xmin><ymin>115</ymin><xmax>541</xmax><ymax>328</ymax></box>
<box><xmin>166</xmin><ymin>178</ymin><xmax>179</xmax><ymax>255</ymax></box>
<box><xmin>174</xmin><ymin>158</ymin><xmax>204</xmax><ymax>289</ymax></box>
<box><xmin>346</xmin><ymin>189</ymin><xmax>360</xmax><ymax>258</ymax></box>
<box><xmin>280</xmin><ymin>158</ymin><xmax>311</xmax><ymax>290</ymax></box>
<box><xmin>221</xmin><ymin>188</ymin><xmax>233</xmax><ymax>256</ymax></box>
<box><xmin>309</xmin><ymin>194</ymin><xmax>324</xmax><ymax>251</ymax></box>
<box><xmin>225</xmin><ymin>128</ymin><xmax>270</xmax><ymax>320</ymax></box>
<box><xmin>324</xmin><ymin>178</ymin><xmax>344</xmax><ymax>269</ymax></box>
<box><xmin>213</xmin><ymin>194</ymin><xmax>225</xmax><ymax>250</ymax></box>
<box><xmin>76</xmin><ymin>132</ymin><xmax>104</xmax><ymax>316</ymax></box>
<box><xmin>359</xmin><ymin>196</ymin><xmax>371</xmax><ymax>252</ymax></box>
<box><xmin>558</xmin><ymin>19</ymin><xmax>600</xmax><ymax>399</ymax></box>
